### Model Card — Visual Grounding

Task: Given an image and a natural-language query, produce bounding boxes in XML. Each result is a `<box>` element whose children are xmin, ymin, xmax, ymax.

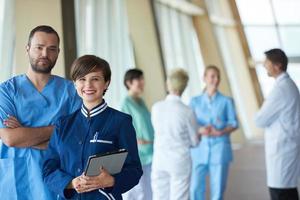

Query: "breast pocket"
<box><xmin>89</xmin><ymin>134</ymin><xmax>117</xmax><ymax>155</ymax></box>
<box><xmin>0</xmin><ymin>157</ymin><xmax>30</xmax><ymax>200</ymax></box>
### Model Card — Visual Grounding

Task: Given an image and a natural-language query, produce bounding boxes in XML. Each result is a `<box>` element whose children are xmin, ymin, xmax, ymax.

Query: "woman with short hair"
<box><xmin>151</xmin><ymin>68</ymin><xmax>199</xmax><ymax>200</ymax></box>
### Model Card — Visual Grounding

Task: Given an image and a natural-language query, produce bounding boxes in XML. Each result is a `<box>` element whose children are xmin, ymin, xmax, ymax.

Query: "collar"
<box><xmin>203</xmin><ymin>91</ymin><xmax>219</xmax><ymax>102</ymax></box>
<box><xmin>166</xmin><ymin>94</ymin><xmax>181</xmax><ymax>101</ymax></box>
<box><xmin>81</xmin><ymin>101</ymin><xmax>108</xmax><ymax>118</ymax></box>
<box><xmin>275</xmin><ymin>72</ymin><xmax>288</xmax><ymax>84</ymax></box>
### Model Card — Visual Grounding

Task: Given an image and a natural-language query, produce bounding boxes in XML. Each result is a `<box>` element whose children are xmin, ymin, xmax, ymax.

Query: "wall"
<box><xmin>14</xmin><ymin>0</ymin><xmax>65</xmax><ymax>77</ymax></box>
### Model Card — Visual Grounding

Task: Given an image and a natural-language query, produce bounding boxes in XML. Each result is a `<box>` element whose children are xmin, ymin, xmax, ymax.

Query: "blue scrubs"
<box><xmin>189</xmin><ymin>91</ymin><xmax>238</xmax><ymax>200</ymax></box>
<box><xmin>42</xmin><ymin>101</ymin><xmax>143</xmax><ymax>200</ymax></box>
<box><xmin>0</xmin><ymin>75</ymin><xmax>81</xmax><ymax>200</ymax></box>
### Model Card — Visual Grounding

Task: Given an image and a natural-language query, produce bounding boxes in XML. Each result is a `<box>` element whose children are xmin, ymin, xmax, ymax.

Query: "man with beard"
<box><xmin>0</xmin><ymin>25</ymin><xmax>81</xmax><ymax>200</ymax></box>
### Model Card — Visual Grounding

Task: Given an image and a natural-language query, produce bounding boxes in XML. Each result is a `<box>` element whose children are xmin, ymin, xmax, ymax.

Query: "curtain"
<box><xmin>154</xmin><ymin>1</ymin><xmax>205</xmax><ymax>103</ymax></box>
<box><xmin>75</xmin><ymin>0</ymin><xmax>135</xmax><ymax>108</ymax></box>
<box><xmin>0</xmin><ymin>0</ymin><xmax>15</xmax><ymax>82</ymax></box>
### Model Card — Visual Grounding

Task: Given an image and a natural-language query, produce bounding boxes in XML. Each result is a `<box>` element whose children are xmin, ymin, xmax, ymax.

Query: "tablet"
<box><xmin>84</xmin><ymin>149</ymin><xmax>128</xmax><ymax>176</ymax></box>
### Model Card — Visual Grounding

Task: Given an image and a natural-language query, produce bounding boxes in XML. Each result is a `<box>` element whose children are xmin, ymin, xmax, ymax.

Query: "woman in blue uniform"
<box><xmin>189</xmin><ymin>65</ymin><xmax>238</xmax><ymax>200</ymax></box>
<box><xmin>43</xmin><ymin>55</ymin><xmax>142</xmax><ymax>200</ymax></box>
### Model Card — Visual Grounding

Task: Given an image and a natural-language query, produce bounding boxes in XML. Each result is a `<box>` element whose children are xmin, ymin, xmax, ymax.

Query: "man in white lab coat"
<box><xmin>151</xmin><ymin>68</ymin><xmax>199</xmax><ymax>200</ymax></box>
<box><xmin>255</xmin><ymin>48</ymin><xmax>300</xmax><ymax>200</ymax></box>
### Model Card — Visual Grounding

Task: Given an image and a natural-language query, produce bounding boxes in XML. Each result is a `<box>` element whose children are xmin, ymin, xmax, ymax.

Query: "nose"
<box><xmin>41</xmin><ymin>48</ymin><xmax>48</xmax><ymax>57</ymax></box>
<box><xmin>85</xmin><ymin>79</ymin><xmax>92</xmax><ymax>87</ymax></box>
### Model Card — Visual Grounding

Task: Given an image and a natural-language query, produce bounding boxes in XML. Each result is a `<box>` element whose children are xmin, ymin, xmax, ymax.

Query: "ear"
<box><xmin>274</xmin><ymin>63</ymin><xmax>282</xmax><ymax>72</ymax></box>
<box><xmin>26</xmin><ymin>45</ymin><xmax>30</xmax><ymax>53</ymax></box>
<box><xmin>105</xmin><ymin>80</ymin><xmax>111</xmax><ymax>89</ymax></box>
<box><xmin>125</xmin><ymin>80</ymin><xmax>131</xmax><ymax>88</ymax></box>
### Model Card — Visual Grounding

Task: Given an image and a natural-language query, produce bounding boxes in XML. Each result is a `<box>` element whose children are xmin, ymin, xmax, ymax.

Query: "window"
<box><xmin>154</xmin><ymin>1</ymin><xmax>205</xmax><ymax>103</ymax></box>
<box><xmin>75</xmin><ymin>0</ymin><xmax>135</xmax><ymax>108</ymax></box>
<box><xmin>236</xmin><ymin>0</ymin><xmax>300</xmax><ymax>96</ymax></box>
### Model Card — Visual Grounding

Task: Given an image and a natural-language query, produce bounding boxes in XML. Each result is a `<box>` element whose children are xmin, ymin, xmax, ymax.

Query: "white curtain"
<box><xmin>154</xmin><ymin>1</ymin><xmax>205</xmax><ymax>103</ymax></box>
<box><xmin>75</xmin><ymin>0</ymin><xmax>135</xmax><ymax>108</ymax></box>
<box><xmin>0</xmin><ymin>0</ymin><xmax>15</xmax><ymax>82</ymax></box>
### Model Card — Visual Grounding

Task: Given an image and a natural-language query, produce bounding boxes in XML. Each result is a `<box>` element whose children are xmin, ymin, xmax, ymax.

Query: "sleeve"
<box><xmin>0</xmin><ymin>83</ymin><xmax>17</xmax><ymax>128</ymax></box>
<box><xmin>42</xmin><ymin>120</ymin><xmax>76</xmax><ymax>199</ymax></box>
<box><xmin>103</xmin><ymin>115</ymin><xmax>143</xmax><ymax>196</ymax></box>
<box><xmin>255</xmin><ymin>87</ymin><xmax>284</xmax><ymax>128</ymax></box>
<box><xmin>186</xmin><ymin>110</ymin><xmax>200</xmax><ymax>147</ymax></box>
<box><xmin>226</xmin><ymin>98</ymin><xmax>238</xmax><ymax>128</ymax></box>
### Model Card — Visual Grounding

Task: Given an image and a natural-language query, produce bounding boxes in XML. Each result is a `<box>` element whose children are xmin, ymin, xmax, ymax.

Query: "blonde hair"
<box><xmin>167</xmin><ymin>68</ymin><xmax>189</xmax><ymax>95</ymax></box>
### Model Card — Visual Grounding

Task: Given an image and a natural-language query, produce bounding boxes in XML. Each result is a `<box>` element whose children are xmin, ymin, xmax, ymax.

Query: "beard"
<box><xmin>30</xmin><ymin>57</ymin><xmax>57</xmax><ymax>74</ymax></box>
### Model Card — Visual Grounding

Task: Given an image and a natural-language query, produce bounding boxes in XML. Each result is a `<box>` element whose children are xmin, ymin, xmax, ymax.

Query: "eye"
<box><xmin>78</xmin><ymin>77</ymin><xmax>86</xmax><ymax>81</ymax></box>
<box><xmin>48</xmin><ymin>47</ymin><xmax>58</xmax><ymax>52</ymax></box>
<box><xmin>35</xmin><ymin>46</ymin><xmax>43</xmax><ymax>50</ymax></box>
<box><xmin>92</xmin><ymin>77</ymin><xmax>100</xmax><ymax>81</ymax></box>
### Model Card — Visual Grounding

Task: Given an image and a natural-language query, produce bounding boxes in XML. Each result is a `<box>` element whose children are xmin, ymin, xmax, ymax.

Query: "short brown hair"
<box><xmin>28</xmin><ymin>25</ymin><xmax>60</xmax><ymax>46</ymax></box>
<box><xmin>264</xmin><ymin>48</ymin><xmax>288</xmax><ymax>71</ymax></box>
<box><xmin>123</xmin><ymin>69</ymin><xmax>144</xmax><ymax>90</ymax></box>
<box><xmin>71</xmin><ymin>55</ymin><xmax>111</xmax><ymax>95</ymax></box>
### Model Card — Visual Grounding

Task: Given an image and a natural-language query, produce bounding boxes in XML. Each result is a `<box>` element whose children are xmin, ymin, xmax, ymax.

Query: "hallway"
<box><xmin>225</xmin><ymin>142</ymin><xmax>269</xmax><ymax>200</ymax></box>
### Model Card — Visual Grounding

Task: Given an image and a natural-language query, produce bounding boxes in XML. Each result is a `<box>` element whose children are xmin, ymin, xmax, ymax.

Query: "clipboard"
<box><xmin>84</xmin><ymin>149</ymin><xmax>128</xmax><ymax>176</ymax></box>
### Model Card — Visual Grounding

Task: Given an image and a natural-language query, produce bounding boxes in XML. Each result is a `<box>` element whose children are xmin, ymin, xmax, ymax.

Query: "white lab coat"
<box><xmin>255</xmin><ymin>73</ymin><xmax>300</xmax><ymax>188</ymax></box>
<box><xmin>151</xmin><ymin>94</ymin><xmax>199</xmax><ymax>200</ymax></box>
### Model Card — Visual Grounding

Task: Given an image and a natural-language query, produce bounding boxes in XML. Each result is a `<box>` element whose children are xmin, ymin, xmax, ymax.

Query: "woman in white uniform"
<box><xmin>151</xmin><ymin>68</ymin><xmax>199</xmax><ymax>200</ymax></box>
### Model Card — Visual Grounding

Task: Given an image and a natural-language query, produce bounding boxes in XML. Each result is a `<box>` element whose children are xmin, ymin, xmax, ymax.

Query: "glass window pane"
<box><xmin>255</xmin><ymin>64</ymin><xmax>275</xmax><ymax>97</ymax></box>
<box><xmin>235</xmin><ymin>0</ymin><xmax>274</xmax><ymax>25</ymax></box>
<box><xmin>256</xmin><ymin>63</ymin><xmax>300</xmax><ymax>98</ymax></box>
<box><xmin>288</xmin><ymin>63</ymin><xmax>300</xmax><ymax>91</ymax></box>
<box><xmin>244</xmin><ymin>27</ymin><xmax>280</xmax><ymax>61</ymax></box>
<box><xmin>279</xmin><ymin>27</ymin><xmax>300</xmax><ymax>57</ymax></box>
<box><xmin>273</xmin><ymin>0</ymin><xmax>300</xmax><ymax>25</ymax></box>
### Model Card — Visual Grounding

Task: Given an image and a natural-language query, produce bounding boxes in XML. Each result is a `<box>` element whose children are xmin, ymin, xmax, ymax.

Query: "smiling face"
<box><xmin>204</xmin><ymin>68</ymin><xmax>220</xmax><ymax>90</ymax></box>
<box><xmin>75</xmin><ymin>71</ymin><xmax>110</xmax><ymax>109</ymax></box>
<box><xmin>26</xmin><ymin>31</ymin><xmax>60</xmax><ymax>74</ymax></box>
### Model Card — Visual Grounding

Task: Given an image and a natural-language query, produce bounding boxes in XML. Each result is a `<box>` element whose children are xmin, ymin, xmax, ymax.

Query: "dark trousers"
<box><xmin>269</xmin><ymin>187</ymin><xmax>299</xmax><ymax>200</ymax></box>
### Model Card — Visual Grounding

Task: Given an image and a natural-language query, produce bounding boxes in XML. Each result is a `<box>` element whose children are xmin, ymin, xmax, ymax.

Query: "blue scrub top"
<box><xmin>0</xmin><ymin>74</ymin><xmax>81</xmax><ymax>200</ymax></box>
<box><xmin>189</xmin><ymin>91</ymin><xmax>238</xmax><ymax>165</ymax></box>
<box><xmin>43</xmin><ymin>102</ymin><xmax>143</xmax><ymax>200</ymax></box>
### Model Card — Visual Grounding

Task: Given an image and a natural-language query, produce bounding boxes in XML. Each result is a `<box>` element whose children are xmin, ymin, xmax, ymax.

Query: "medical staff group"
<box><xmin>0</xmin><ymin>25</ymin><xmax>299</xmax><ymax>200</ymax></box>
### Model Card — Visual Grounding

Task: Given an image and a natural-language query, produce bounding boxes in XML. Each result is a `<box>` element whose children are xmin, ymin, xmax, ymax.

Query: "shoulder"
<box><xmin>120</xmin><ymin>96</ymin><xmax>131</xmax><ymax>107</ymax></box>
<box><xmin>190</xmin><ymin>94</ymin><xmax>204</xmax><ymax>106</ymax></box>
<box><xmin>52</xmin><ymin>75</ymin><xmax>74</xmax><ymax>88</ymax></box>
<box><xmin>0</xmin><ymin>75</ymin><xmax>25</xmax><ymax>96</ymax></box>
<box><xmin>107</xmin><ymin>107</ymin><xmax>133</xmax><ymax>123</ymax></box>
<box><xmin>152</xmin><ymin>99</ymin><xmax>165</xmax><ymax>111</ymax></box>
<box><xmin>56</xmin><ymin>109</ymin><xmax>81</xmax><ymax>127</ymax></box>
<box><xmin>217</xmin><ymin>92</ymin><xmax>234</xmax><ymax>103</ymax></box>
<box><xmin>191</xmin><ymin>94</ymin><xmax>204</xmax><ymax>102</ymax></box>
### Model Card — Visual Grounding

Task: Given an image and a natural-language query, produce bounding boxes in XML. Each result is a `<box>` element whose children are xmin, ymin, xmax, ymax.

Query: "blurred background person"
<box><xmin>190</xmin><ymin>65</ymin><xmax>238</xmax><ymax>200</ymax></box>
<box><xmin>151</xmin><ymin>68</ymin><xmax>199</xmax><ymax>200</ymax></box>
<box><xmin>255</xmin><ymin>49</ymin><xmax>300</xmax><ymax>200</ymax></box>
<box><xmin>121</xmin><ymin>69</ymin><xmax>154</xmax><ymax>200</ymax></box>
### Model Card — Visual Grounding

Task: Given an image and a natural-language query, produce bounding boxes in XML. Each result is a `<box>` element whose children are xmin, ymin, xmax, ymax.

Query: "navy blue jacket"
<box><xmin>43</xmin><ymin>103</ymin><xmax>142</xmax><ymax>200</ymax></box>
